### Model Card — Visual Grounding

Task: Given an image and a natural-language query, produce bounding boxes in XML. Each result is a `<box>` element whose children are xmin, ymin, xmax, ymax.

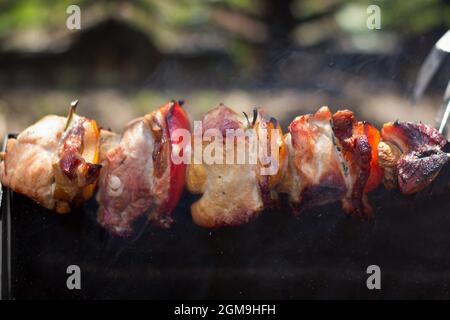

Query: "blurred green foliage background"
<box><xmin>0</xmin><ymin>0</ymin><xmax>449</xmax><ymax>136</ymax></box>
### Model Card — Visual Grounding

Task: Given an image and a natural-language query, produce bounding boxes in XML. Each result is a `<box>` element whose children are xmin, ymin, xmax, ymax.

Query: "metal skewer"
<box><xmin>412</xmin><ymin>30</ymin><xmax>450</xmax><ymax>136</ymax></box>
<box><xmin>438</xmin><ymin>99</ymin><xmax>450</xmax><ymax>134</ymax></box>
<box><xmin>437</xmin><ymin>80</ymin><xmax>450</xmax><ymax>135</ymax></box>
<box><xmin>413</xmin><ymin>31</ymin><xmax>450</xmax><ymax>104</ymax></box>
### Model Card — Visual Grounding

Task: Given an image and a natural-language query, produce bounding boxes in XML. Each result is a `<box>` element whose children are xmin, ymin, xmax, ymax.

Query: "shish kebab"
<box><xmin>0</xmin><ymin>101</ymin><xmax>448</xmax><ymax>236</ymax></box>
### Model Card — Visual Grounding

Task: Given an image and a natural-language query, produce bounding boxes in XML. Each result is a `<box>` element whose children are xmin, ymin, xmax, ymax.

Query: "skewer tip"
<box><xmin>70</xmin><ymin>99</ymin><xmax>79</xmax><ymax>109</ymax></box>
<box><xmin>252</xmin><ymin>108</ymin><xmax>258</xmax><ymax>126</ymax></box>
<box><xmin>64</xmin><ymin>99</ymin><xmax>79</xmax><ymax>131</ymax></box>
<box><xmin>242</xmin><ymin>111</ymin><xmax>250</xmax><ymax>127</ymax></box>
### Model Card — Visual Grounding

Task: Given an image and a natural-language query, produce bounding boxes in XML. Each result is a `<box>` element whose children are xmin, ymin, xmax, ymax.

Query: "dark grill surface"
<box><xmin>1</xmin><ymin>145</ymin><xmax>450</xmax><ymax>300</ymax></box>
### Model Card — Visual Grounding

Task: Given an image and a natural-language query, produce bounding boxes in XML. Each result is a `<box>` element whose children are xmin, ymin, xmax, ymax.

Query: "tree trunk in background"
<box><xmin>261</xmin><ymin>0</ymin><xmax>297</xmax><ymax>84</ymax></box>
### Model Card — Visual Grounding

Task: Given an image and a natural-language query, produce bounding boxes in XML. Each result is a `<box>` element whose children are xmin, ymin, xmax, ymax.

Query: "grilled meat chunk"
<box><xmin>1</xmin><ymin>115</ymin><xmax>66</xmax><ymax>210</ymax></box>
<box><xmin>280</xmin><ymin>106</ymin><xmax>348</xmax><ymax>212</ymax></box>
<box><xmin>186</xmin><ymin>104</ymin><xmax>286</xmax><ymax>227</ymax></box>
<box><xmin>96</xmin><ymin>117</ymin><xmax>159</xmax><ymax>235</ymax></box>
<box><xmin>0</xmin><ymin>107</ymin><xmax>101</xmax><ymax>213</ymax></box>
<box><xmin>380</xmin><ymin>121</ymin><xmax>447</xmax><ymax>194</ymax></box>
<box><xmin>96</xmin><ymin>101</ymin><xmax>190</xmax><ymax>236</ymax></box>
<box><xmin>332</xmin><ymin>110</ymin><xmax>383</xmax><ymax>217</ymax></box>
<box><xmin>281</xmin><ymin>107</ymin><xmax>384</xmax><ymax>218</ymax></box>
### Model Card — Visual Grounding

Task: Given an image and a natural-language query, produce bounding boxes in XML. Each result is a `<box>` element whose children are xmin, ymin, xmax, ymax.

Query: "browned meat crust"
<box><xmin>96</xmin><ymin>113</ymin><xmax>171</xmax><ymax>236</ymax></box>
<box><xmin>0</xmin><ymin>114</ymin><xmax>101</xmax><ymax>213</ymax></box>
<box><xmin>282</xmin><ymin>107</ymin><xmax>348</xmax><ymax>213</ymax></box>
<box><xmin>186</xmin><ymin>104</ymin><xmax>286</xmax><ymax>227</ymax></box>
<box><xmin>381</xmin><ymin>121</ymin><xmax>448</xmax><ymax>194</ymax></box>
<box><xmin>332</xmin><ymin>110</ymin><xmax>372</xmax><ymax>217</ymax></box>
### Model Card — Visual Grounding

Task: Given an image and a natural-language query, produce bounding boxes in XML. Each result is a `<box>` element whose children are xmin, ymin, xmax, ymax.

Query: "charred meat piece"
<box><xmin>186</xmin><ymin>104</ymin><xmax>287</xmax><ymax>227</ymax></box>
<box><xmin>381</xmin><ymin>121</ymin><xmax>446</xmax><ymax>152</ymax></box>
<box><xmin>96</xmin><ymin>101</ymin><xmax>190</xmax><ymax>236</ymax></box>
<box><xmin>380</xmin><ymin>121</ymin><xmax>448</xmax><ymax>194</ymax></box>
<box><xmin>280</xmin><ymin>106</ymin><xmax>348</xmax><ymax>212</ymax></box>
<box><xmin>397</xmin><ymin>148</ymin><xmax>448</xmax><ymax>194</ymax></box>
<box><xmin>0</xmin><ymin>103</ymin><xmax>101</xmax><ymax>213</ymax></box>
<box><xmin>332</xmin><ymin>110</ymin><xmax>383</xmax><ymax>218</ymax></box>
<box><xmin>281</xmin><ymin>107</ymin><xmax>383</xmax><ymax>218</ymax></box>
